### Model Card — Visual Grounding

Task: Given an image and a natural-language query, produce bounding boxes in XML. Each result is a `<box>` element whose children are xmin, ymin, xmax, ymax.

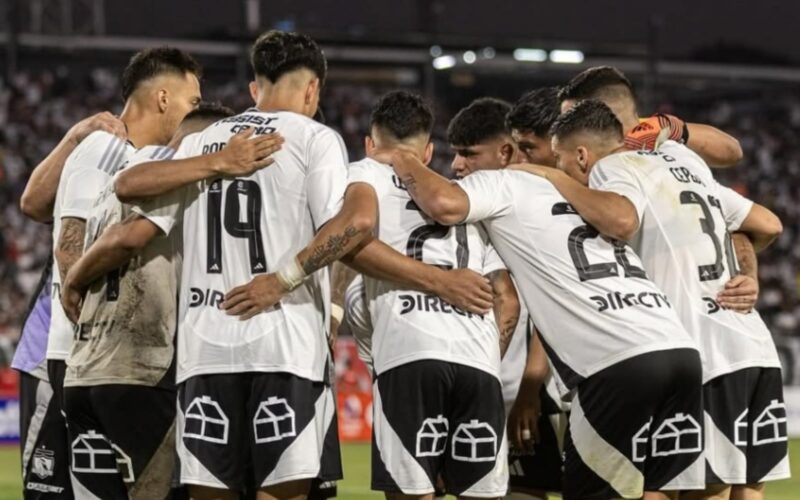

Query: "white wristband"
<box><xmin>276</xmin><ymin>257</ymin><xmax>307</xmax><ymax>292</ymax></box>
<box><xmin>330</xmin><ymin>303</ymin><xmax>344</xmax><ymax>324</ymax></box>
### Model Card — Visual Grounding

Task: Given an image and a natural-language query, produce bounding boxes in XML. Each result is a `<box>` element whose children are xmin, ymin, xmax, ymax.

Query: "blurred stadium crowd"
<box><xmin>1</xmin><ymin>67</ymin><xmax>798</xmax><ymax>376</ymax></box>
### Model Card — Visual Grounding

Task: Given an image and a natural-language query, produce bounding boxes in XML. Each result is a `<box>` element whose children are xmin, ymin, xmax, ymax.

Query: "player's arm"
<box><xmin>61</xmin><ymin>214</ymin><xmax>162</xmax><ymax>322</ymax></box>
<box><xmin>222</xmin><ymin>183</ymin><xmax>377</xmax><ymax>319</ymax></box>
<box><xmin>717</xmin><ymin>233</ymin><xmax>759</xmax><ymax>313</ymax></box>
<box><xmin>487</xmin><ymin>269</ymin><xmax>520</xmax><ymax>357</ymax></box>
<box><xmin>114</xmin><ymin>129</ymin><xmax>283</xmax><ymax>202</ymax></box>
<box><xmin>734</xmin><ymin>203</ymin><xmax>783</xmax><ymax>252</ymax></box>
<box><xmin>382</xmin><ymin>148</ymin><xmax>471</xmax><ymax>225</ymax></box>
<box><xmin>343</xmin><ymin>238</ymin><xmax>493</xmax><ymax>314</ymax></box>
<box><xmin>685</xmin><ymin>123</ymin><xmax>743</xmax><ymax>168</ymax></box>
<box><xmin>510</xmin><ymin>163</ymin><xmax>640</xmax><ymax>241</ymax></box>
<box><xmin>20</xmin><ymin>112</ymin><xmax>125</xmax><ymax>222</ymax></box>
<box><xmin>330</xmin><ymin>260</ymin><xmax>358</xmax><ymax>348</ymax></box>
<box><xmin>508</xmin><ymin>326</ymin><xmax>549</xmax><ymax>451</ymax></box>
<box><xmin>54</xmin><ymin>217</ymin><xmax>87</xmax><ymax>284</ymax></box>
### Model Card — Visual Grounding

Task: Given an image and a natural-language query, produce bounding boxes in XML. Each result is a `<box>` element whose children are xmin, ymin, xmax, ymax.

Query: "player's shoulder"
<box><xmin>349</xmin><ymin>156</ymin><xmax>391</xmax><ymax>173</ymax></box>
<box><xmin>66</xmin><ymin>130</ymin><xmax>128</xmax><ymax>174</ymax></box>
<box><xmin>128</xmin><ymin>145</ymin><xmax>176</xmax><ymax>164</ymax></box>
<box><xmin>348</xmin><ymin>157</ymin><xmax>394</xmax><ymax>188</ymax></box>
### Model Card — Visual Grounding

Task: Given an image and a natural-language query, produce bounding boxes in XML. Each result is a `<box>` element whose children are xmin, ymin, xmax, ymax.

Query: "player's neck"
<box><xmin>119</xmin><ymin>102</ymin><xmax>167</xmax><ymax>147</ymax></box>
<box><xmin>255</xmin><ymin>93</ymin><xmax>309</xmax><ymax>117</ymax></box>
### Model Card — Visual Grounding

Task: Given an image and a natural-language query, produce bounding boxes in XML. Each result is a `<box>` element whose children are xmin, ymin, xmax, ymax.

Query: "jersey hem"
<box><xmin>702</xmin><ymin>359</ymin><xmax>783</xmax><ymax>384</ymax></box>
<box><xmin>63</xmin><ymin>376</ymin><xmax>164</xmax><ymax>388</ymax></box>
<box><xmin>176</xmin><ymin>365</ymin><xmax>324</xmax><ymax>384</ymax></box>
<box><xmin>375</xmin><ymin>353</ymin><xmax>500</xmax><ymax>380</ymax></box>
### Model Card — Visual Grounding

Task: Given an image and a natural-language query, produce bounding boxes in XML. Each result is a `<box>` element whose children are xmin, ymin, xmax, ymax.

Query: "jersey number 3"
<box><xmin>206</xmin><ymin>178</ymin><xmax>267</xmax><ymax>274</ymax></box>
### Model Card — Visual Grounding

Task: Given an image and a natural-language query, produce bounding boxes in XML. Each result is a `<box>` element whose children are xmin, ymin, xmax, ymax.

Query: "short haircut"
<box><xmin>558</xmin><ymin>66</ymin><xmax>635</xmax><ymax>106</ymax></box>
<box><xmin>120</xmin><ymin>47</ymin><xmax>202</xmax><ymax>101</ymax></box>
<box><xmin>505</xmin><ymin>87</ymin><xmax>561</xmax><ymax>138</ymax></box>
<box><xmin>549</xmin><ymin>99</ymin><xmax>624</xmax><ymax>143</ymax></box>
<box><xmin>250</xmin><ymin>30</ymin><xmax>327</xmax><ymax>85</ymax></box>
<box><xmin>447</xmin><ymin>97</ymin><xmax>511</xmax><ymax>146</ymax></box>
<box><xmin>181</xmin><ymin>102</ymin><xmax>235</xmax><ymax>124</ymax></box>
<box><xmin>370</xmin><ymin>91</ymin><xmax>434</xmax><ymax>141</ymax></box>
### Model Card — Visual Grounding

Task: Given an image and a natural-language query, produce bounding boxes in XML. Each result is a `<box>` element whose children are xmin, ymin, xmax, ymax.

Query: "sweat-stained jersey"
<box><xmin>457</xmin><ymin>170</ymin><xmax>696</xmax><ymax>395</ymax></box>
<box><xmin>49</xmin><ymin>131</ymin><xmax>136</xmax><ymax>361</ymax></box>
<box><xmin>348</xmin><ymin>158</ymin><xmax>505</xmax><ymax>379</ymax></box>
<box><xmin>134</xmin><ymin>110</ymin><xmax>349</xmax><ymax>383</ymax></box>
<box><xmin>65</xmin><ymin>145</ymin><xmax>180</xmax><ymax>388</ymax></box>
<box><xmin>589</xmin><ymin>141</ymin><xmax>781</xmax><ymax>382</ymax></box>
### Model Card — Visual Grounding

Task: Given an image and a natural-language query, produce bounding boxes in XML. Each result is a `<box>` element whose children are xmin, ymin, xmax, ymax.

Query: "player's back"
<box><xmin>167</xmin><ymin>109</ymin><xmax>348</xmax><ymax>383</ymax></box>
<box><xmin>49</xmin><ymin>131</ymin><xmax>135</xmax><ymax>362</ymax></box>
<box><xmin>348</xmin><ymin>158</ymin><xmax>503</xmax><ymax>378</ymax></box>
<box><xmin>459</xmin><ymin>169</ymin><xmax>695</xmax><ymax>393</ymax></box>
<box><xmin>66</xmin><ymin>146</ymin><xmax>180</xmax><ymax>388</ymax></box>
<box><xmin>589</xmin><ymin>141</ymin><xmax>780</xmax><ymax>381</ymax></box>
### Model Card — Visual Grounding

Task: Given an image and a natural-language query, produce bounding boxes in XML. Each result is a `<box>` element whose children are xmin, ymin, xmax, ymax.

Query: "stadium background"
<box><xmin>1</xmin><ymin>0</ymin><xmax>800</xmax><ymax>497</ymax></box>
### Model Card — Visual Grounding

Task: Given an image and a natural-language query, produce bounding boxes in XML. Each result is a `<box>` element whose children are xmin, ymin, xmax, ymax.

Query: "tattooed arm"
<box><xmin>329</xmin><ymin>260</ymin><xmax>359</xmax><ymax>347</ymax></box>
<box><xmin>222</xmin><ymin>183</ymin><xmax>377</xmax><ymax>319</ymax></box>
<box><xmin>489</xmin><ymin>270</ymin><xmax>520</xmax><ymax>358</ymax></box>
<box><xmin>54</xmin><ymin>218</ymin><xmax>88</xmax><ymax>283</ymax></box>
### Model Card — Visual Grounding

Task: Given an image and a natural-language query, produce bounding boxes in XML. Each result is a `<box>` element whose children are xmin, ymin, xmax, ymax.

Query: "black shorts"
<box><xmin>176</xmin><ymin>371</ymin><xmax>341</xmax><ymax>493</ymax></box>
<box><xmin>564</xmin><ymin>348</ymin><xmax>704</xmax><ymax>500</ymax></box>
<box><xmin>19</xmin><ymin>366</ymin><xmax>73</xmax><ymax>499</ymax></box>
<box><xmin>64</xmin><ymin>383</ymin><xmax>177</xmax><ymax>500</ymax></box>
<box><xmin>508</xmin><ymin>384</ymin><xmax>566</xmax><ymax>493</ymax></box>
<box><xmin>372</xmin><ymin>360</ymin><xmax>507</xmax><ymax>498</ymax></box>
<box><xmin>704</xmin><ymin>366</ymin><xmax>790</xmax><ymax>485</ymax></box>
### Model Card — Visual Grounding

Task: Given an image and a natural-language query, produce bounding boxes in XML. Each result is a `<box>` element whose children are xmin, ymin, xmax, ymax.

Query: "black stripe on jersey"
<box><xmin>538</xmin><ymin>333</ymin><xmax>585</xmax><ymax>389</ymax></box>
<box><xmin>96</xmin><ymin>136</ymin><xmax>119</xmax><ymax>172</ymax></box>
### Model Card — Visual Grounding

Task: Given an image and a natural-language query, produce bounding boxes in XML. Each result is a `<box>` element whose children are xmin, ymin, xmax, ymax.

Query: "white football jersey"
<box><xmin>348</xmin><ymin>158</ymin><xmax>505</xmax><ymax>378</ymax></box>
<box><xmin>589</xmin><ymin>141</ymin><xmax>781</xmax><ymax>382</ymax></box>
<box><xmin>134</xmin><ymin>110</ymin><xmax>349</xmax><ymax>383</ymax></box>
<box><xmin>49</xmin><ymin>131</ymin><xmax>135</xmax><ymax>360</ymax></box>
<box><xmin>65</xmin><ymin>146</ymin><xmax>180</xmax><ymax>388</ymax></box>
<box><xmin>458</xmin><ymin>170</ymin><xmax>696</xmax><ymax>394</ymax></box>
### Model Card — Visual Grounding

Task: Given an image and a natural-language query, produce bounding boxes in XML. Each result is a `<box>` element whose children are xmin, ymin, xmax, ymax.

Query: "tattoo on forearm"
<box><xmin>56</xmin><ymin>218</ymin><xmax>86</xmax><ymax>282</ymax></box>
<box><xmin>401</xmin><ymin>174</ymin><xmax>418</xmax><ymax>196</ymax></box>
<box><xmin>499</xmin><ymin>316</ymin><xmax>519</xmax><ymax>357</ymax></box>
<box><xmin>303</xmin><ymin>225</ymin><xmax>361</xmax><ymax>275</ymax></box>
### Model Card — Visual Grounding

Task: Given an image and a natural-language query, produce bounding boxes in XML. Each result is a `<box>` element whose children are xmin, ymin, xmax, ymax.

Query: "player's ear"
<box><xmin>500</xmin><ymin>142</ymin><xmax>514</xmax><ymax>166</ymax></box>
<box><xmin>422</xmin><ymin>142</ymin><xmax>434</xmax><ymax>166</ymax></box>
<box><xmin>305</xmin><ymin>78</ymin><xmax>320</xmax><ymax>105</ymax></box>
<box><xmin>365</xmin><ymin>135</ymin><xmax>375</xmax><ymax>154</ymax></box>
<box><xmin>577</xmin><ymin>146</ymin><xmax>590</xmax><ymax>173</ymax></box>
<box><xmin>249</xmin><ymin>81</ymin><xmax>259</xmax><ymax>104</ymax></box>
<box><xmin>157</xmin><ymin>88</ymin><xmax>169</xmax><ymax>113</ymax></box>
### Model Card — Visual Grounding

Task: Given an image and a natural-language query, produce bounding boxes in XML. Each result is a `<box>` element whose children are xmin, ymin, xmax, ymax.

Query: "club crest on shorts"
<box><xmin>71</xmin><ymin>430</ymin><xmax>134</xmax><ymax>481</ymax></box>
<box><xmin>31</xmin><ymin>447</ymin><xmax>55</xmax><ymax>479</ymax></box>
<box><xmin>416</xmin><ymin>415</ymin><xmax>449</xmax><ymax>457</ymax></box>
<box><xmin>184</xmin><ymin>396</ymin><xmax>230</xmax><ymax>444</ymax></box>
<box><xmin>632</xmin><ymin>413</ymin><xmax>701</xmax><ymax>462</ymax></box>
<box><xmin>452</xmin><ymin>419</ymin><xmax>498</xmax><ymax>462</ymax></box>
<box><xmin>735</xmin><ymin>400</ymin><xmax>788</xmax><ymax>446</ymax></box>
<box><xmin>253</xmin><ymin>396</ymin><xmax>297</xmax><ymax>443</ymax></box>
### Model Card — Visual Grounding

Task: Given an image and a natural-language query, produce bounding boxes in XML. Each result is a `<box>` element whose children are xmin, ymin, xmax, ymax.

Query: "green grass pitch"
<box><xmin>1</xmin><ymin>441</ymin><xmax>798</xmax><ymax>499</ymax></box>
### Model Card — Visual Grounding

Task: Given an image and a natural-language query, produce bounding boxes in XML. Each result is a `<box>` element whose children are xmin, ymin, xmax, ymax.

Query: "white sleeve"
<box><xmin>456</xmin><ymin>171</ymin><xmax>512</xmax><ymax>223</ymax></box>
<box><xmin>60</xmin><ymin>132</ymin><xmax>122</xmax><ymax>220</ymax></box>
<box><xmin>479</xmin><ymin>227</ymin><xmax>507</xmax><ymax>275</ymax></box>
<box><xmin>347</xmin><ymin>160</ymin><xmax>376</xmax><ymax>186</ymax></box>
<box><xmin>589</xmin><ymin>159</ymin><xmax>647</xmax><ymax>223</ymax></box>
<box><xmin>127</xmin><ymin>135</ymin><xmax>199</xmax><ymax>234</ymax></box>
<box><xmin>716</xmin><ymin>184</ymin><xmax>754</xmax><ymax>231</ymax></box>
<box><xmin>307</xmin><ymin>128</ymin><xmax>349</xmax><ymax>230</ymax></box>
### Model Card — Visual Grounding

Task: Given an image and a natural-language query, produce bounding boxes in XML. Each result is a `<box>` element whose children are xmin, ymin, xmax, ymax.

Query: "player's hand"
<box><xmin>508</xmin><ymin>163</ymin><xmax>554</xmax><ymax>179</ymax></box>
<box><xmin>717</xmin><ymin>274</ymin><xmax>759</xmax><ymax>313</ymax></box>
<box><xmin>625</xmin><ymin>113</ymin><xmax>687</xmax><ymax>151</ymax></box>
<box><xmin>508</xmin><ymin>378</ymin><xmax>542</xmax><ymax>452</ymax></box>
<box><xmin>222</xmin><ymin>273</ymin><xmax>286</xmax><ymax>320</ymax></box>
<box><xmin>61</xmin><ymin>277</ymin><xmax>85</xmax><ymax>324</ymax></box>
<box><xmin>433</xmin><ymin>268</ymin><xmax>493</xmax><ymax>315</ymax></box>
<box><xmin>215</xmin><ymin>128</ymin><xmax>284</xmax><ymax>177</ymax></box>
<box><xmin>68</xmin><ymin>111</ymin><xmax>126</xmax><ymax>144</ymax></box>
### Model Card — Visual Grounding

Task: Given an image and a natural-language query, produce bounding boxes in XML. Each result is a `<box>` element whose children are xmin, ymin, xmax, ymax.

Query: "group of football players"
<box><xmin>12</xmin><ymin>27</ymin><xmax>790</xmax><ymax>500</ymax></box>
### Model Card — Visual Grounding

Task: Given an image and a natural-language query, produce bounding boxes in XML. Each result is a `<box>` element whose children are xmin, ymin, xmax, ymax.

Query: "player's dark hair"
<box><xmin>370</xmin><ymin>91</ymin><xmax>434</xmax><ymax>141</ymax></box>
<box><xmin>447</xmin><ymin>97</ymin><xmax>511</xmax><ymax>146</ymax></box>
<box><xmin>558</xmin><ymin>66</ymin><xmax>635</xmax><ymax>106</ymax></box>
<box><xmin>181</xmin><ymin>102</ymin><xmax>235</xmax><ymax>124</ymax></box>
<box><xmin>250</xmin><ymin>30</ymin><xmax>327</xmax><ymax>85</ymax></box>
<box><xmin>549</xmin><ymin>99</ymin><xmax>624</xmax><ymax>142</ymax></box>
<box><xmin>506</xmin><ymin>87</ymin><xmax>561</xmax><ymax>138</ymax></box>
<box><xmin>120</xmin><ymin>47</ymin><xmax>202</xmax><ymax>101</ymax></box>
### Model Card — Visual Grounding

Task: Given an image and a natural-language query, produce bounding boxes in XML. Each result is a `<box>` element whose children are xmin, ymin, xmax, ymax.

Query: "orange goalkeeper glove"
<box><xmin>624</xmin><ymin>113</ymin><xmax>689</xmax><ymax>151</ymax></box>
